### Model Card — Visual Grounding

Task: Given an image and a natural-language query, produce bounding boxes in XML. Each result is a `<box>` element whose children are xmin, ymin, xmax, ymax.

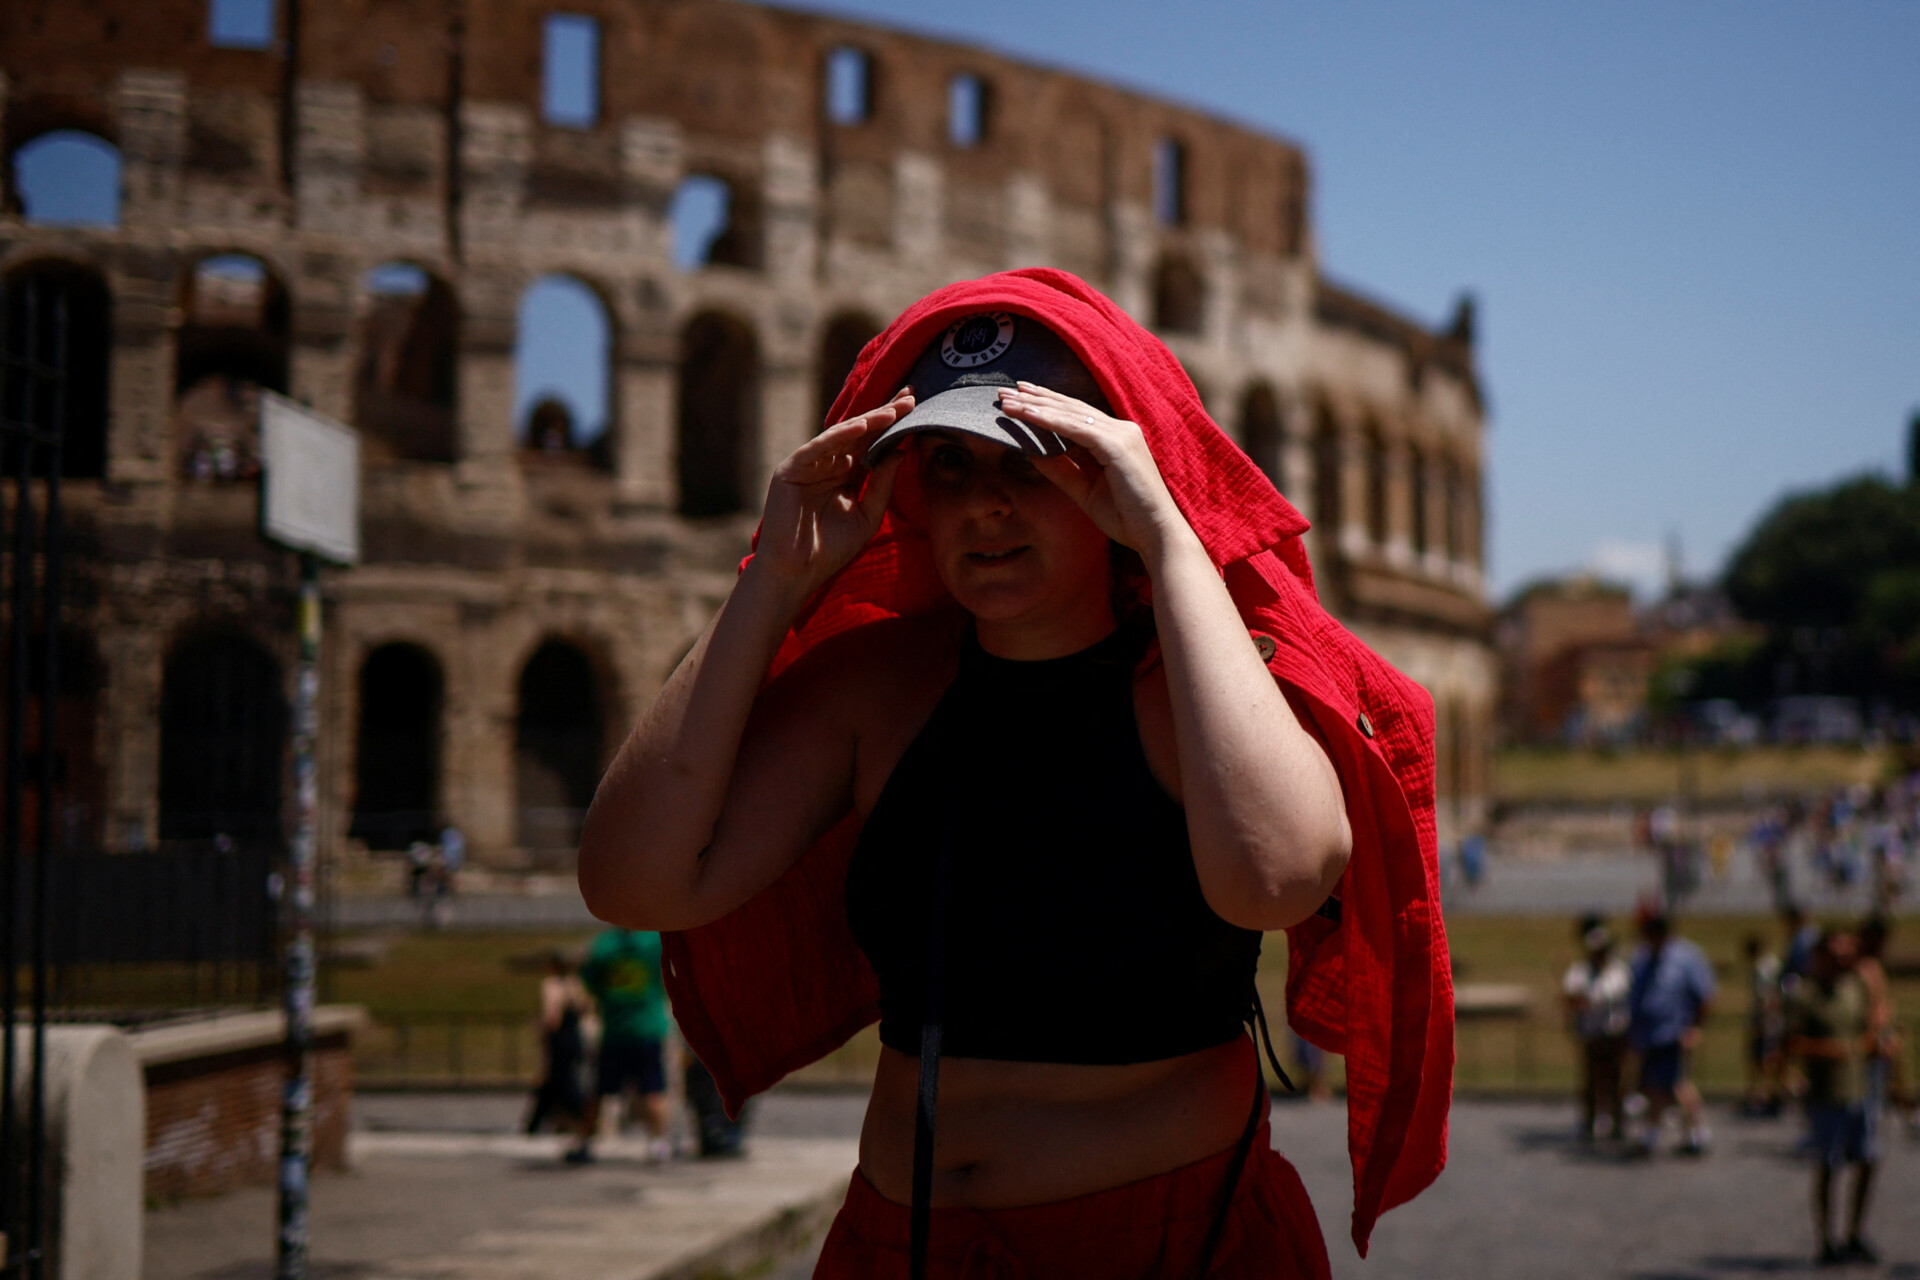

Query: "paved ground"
<box><xmin>331</xmin><ymin>848</ymin><xmax>1910</xmax><ymax>932</ymax></box>
<box><xmin>148</xmin><ymin>1090</ymin><xmax>1920</xmax><ymax>1279</ymax></box>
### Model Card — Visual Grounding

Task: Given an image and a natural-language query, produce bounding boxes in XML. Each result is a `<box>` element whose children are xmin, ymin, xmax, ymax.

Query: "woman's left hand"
<box><xmin>997</xmin><ymin>382</ymin><xmax>1196</xmax><ymax>560</ymax></box>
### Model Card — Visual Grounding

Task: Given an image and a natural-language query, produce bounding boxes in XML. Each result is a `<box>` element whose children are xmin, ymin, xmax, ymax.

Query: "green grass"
<box><xmin>331</xmin><ymin>917</ymin><xmax>1920</xmax><ymax>1097</ymax></box>
<box><xmin>1494</xmin><ymin>745</ymin><xmax>1892</xmax><ymax>806</ymax></box>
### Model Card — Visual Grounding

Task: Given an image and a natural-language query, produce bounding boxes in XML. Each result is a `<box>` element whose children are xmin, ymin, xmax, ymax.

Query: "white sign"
<box><xmin>260</xmin><ymin>393</ymin><xmax>361</xmax><ymax>564</ymax></box>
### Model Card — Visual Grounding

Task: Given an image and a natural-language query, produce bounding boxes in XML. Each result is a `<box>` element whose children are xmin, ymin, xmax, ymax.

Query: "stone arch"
<box><xmin>159</xmin><ymin>628</ymin><xmax>287</xmax><ymax>845</ymax></box>
<box><xmin>1312</xmin><ymin>404</ymin><xmax>1343</xmax><ymax>539</ymax></box>
<box><xmin>1408</xmin><ymin>440</ymin><xmax>1430</xmax><ymax>558</ymax></box>
<box><xmin>677</xmin><ymin>310</ymin><xmax>759</xmax><ymax>517</ymax></box>
<box><xmin>354</xmin><ymin>262</ymin><xmax>459</xmax><ymax>463</ymax></box>
<box><xmin>514</xmin><ymin>637</ymin><xmax>608</xmax><ymax>854</ymax></box>
<box><xmin>816</xmin><ymin>309</ymin><xmax>881</xmax><ymax>427</ymax></box>
<box><xmin>174</xmin><ymin>252</ymin><xmax>291</xmax><ymax>482</ymax></box>
<box><xmin>1152</xmin><ymin>251</ymin><xmax>1205</xmax><ymax>336</ymax></box>
<box><xmin>1238</xmin><ymin>381</ymin><xmax>1283</xmax><ymax>491</ymax></box>
<box><xmin>0</xmin><ymin>626</ymin><xmax>106</xmax><ymax>852</ymax></box>
<box><xmin>349</xmin><ymin>642</ymin><xmax>444</xmax><ymax>851</ymax></box>
<box><xmin>1363</xmin><ymin>421</ymin><xmax>1389</xmax><ymax>548</ymax></box>
<box><xmin>7</xmin><ymin>128</ymin><xmax>121</xmax><ymax>227</ymax></box>
<box><xmin>2</xmin><ymin>257</ymin><xmax>112</xmax><ymax>478</ymax></box>
<box><xmin>670</xmin><ymin>172</ymin><xmax>763</xmax><ymax>271</ymax></box>
<box><xmin>513</xmin><ymin>272</ymin><xmax>614</xmax><ymax>466</ymax></box>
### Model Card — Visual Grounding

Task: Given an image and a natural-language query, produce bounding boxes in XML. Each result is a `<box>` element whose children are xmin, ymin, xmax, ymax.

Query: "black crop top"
<box><xmin>845</xmin><ymin>623</ymin><xmax>1263</xmax><ymax>1064</ymax></box>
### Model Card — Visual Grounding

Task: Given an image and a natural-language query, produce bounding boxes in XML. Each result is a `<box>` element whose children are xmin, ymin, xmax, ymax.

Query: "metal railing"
<box><xmin>2</xmin><ymin>268</ymin><xmax>68</xmax><ymax>1280</ymax></box>
<box><xmin>356</xmin><ymin>1012</ymin><xmax>542</xmax><ymax>1090</ymax></box>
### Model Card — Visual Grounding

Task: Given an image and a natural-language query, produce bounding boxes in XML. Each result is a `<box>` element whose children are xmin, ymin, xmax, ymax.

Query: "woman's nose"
<box><xmin>958</xmin><ymin>469</ymin><xmax>1013</xmax><ymax>519</ymax></box>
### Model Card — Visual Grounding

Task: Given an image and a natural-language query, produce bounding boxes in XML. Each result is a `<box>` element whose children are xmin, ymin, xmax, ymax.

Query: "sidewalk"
<box><xmin>146</xmin><ymin>1095</ymin><xmax>862</xmax><ymax>1280</ymax></box>
<box><xmin>149</xmin><ymin>1091</ymin><xmax>1920</xmax><ymax>1279</ymax></box>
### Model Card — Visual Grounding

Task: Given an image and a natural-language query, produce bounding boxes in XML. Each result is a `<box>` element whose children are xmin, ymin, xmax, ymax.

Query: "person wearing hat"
<box><xmin>1563</xmin><ymin>915</ymin><xmax>1632</xmax><ymax>1143</ymax></box>
<box><xmin>579</xmin><ymin>271</ymin><xmax>1451</xmax><ymax>1278</ymax></box>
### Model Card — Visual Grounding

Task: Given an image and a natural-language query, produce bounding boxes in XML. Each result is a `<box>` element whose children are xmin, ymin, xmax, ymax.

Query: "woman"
<box><xmin>580</xmin><ymin>271</ymin><xmax>1450</xmax><ymax>1276</ymax></box>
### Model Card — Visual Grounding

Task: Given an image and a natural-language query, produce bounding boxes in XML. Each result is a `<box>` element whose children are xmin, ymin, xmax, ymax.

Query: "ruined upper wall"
<box><xmin>1</xmin><ymin>0</ymin><xmax>1310</xmax><ymax>258</ymax></box>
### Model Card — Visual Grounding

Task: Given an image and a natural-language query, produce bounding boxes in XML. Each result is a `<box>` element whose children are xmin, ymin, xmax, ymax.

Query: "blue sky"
<box><xmin>788</xmin><ymin>0</ymin><xmax>1920</xmax><ymax>600</ymax></box>
<box><xmin>15</xmin><ymin>3</ymin><xmax>1917</xmax><ymax>600</ymax></box>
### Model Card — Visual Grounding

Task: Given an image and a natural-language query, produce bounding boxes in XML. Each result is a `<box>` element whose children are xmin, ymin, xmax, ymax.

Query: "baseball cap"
<box><xmin>863</xmin><ymin>311</ymin><xmax>1111</xmax><ymax>465</ymax></box>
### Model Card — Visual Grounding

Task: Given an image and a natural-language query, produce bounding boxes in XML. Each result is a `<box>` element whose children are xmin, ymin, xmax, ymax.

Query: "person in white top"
<box><xmin>1563</xmin><ymin>919</ymin><xmax>1632</xmax><ymax>1142</ymax></box>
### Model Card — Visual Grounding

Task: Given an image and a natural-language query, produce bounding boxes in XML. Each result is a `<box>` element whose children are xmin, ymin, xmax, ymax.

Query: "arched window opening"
<box><xmin>3</xmin><ymin>260</ymin><xmax>112</xmax><ymax>478</ymax></box>
<box><xmin>1444</xmin><ymin>458</ymin><xmax>1464</xmax><ymax>561</ymax></box>
<box><xmin>350</xmin><ymin>643</ymin><xmax>443</xmax><ymax>852</ymax></box>
<box><xmin>825</xmin><ymin>46</ymin><xmax>873</xmax><ymax>124</ymax></box>
<box><xmin>1409</xmin><ymin>446</ymin><xmax>1430</xmax><ymax>557</ymax></box>
<box><xmin>11</xmin><ymin>131</ymin><xmax>122</xmax><ymax>227</ymax></box>
<box><xmin>355</xmin><ymin>263</ymin><xmax>459</xmax><ymax>463</ymax></box>
<box><xmin>1152</xmin><ymin>252</ymin><xmax>1205</xmax><ymax>336</ymax></box>
<box><xmin>159</xmin><ymin>631</ymin><xmax>286</xmax><ymax>845</ymax></box>
<box><xmin>949</xmin><ymin>73</ymin><xmax>988</xmax><ymax>148</ymax></box>
<box><xmin>0</xmin><ymin>629</ymin><xmax>106</xmax><ymax>852</ymax></box>
<box><xmin>513</xmin><ymin>274</ymin><xmax>611</xmax><ymax>466</ymax></box>
<box><xmin>515</xmin><ymin>640</ymin><xmax>603</xmax><ymax>854</ymax></box>
<box><xmin>175</xmin><ymin>253</ymin><xmax>289</xmax><ymax>482</ymax></box>
<box><xmin>671</xmin><ymin>174</ymin><xmax>760</xmax><ymax>270</ymax></box>
<box><xmin>1312</xmin><ymin>412</ymin><xmax>1342</xmax><ymax>541</ymax></box>
<box><xmin>210</xmin><ymin>0</ymin><xmax>277</xmax><ymax>49</ymax></box>
<box><xmin>1239</xmin><ymin>382</ymin><xmax>1283</xmax><ymax>491</ymax></box>
<box><xmin>1153</xmin><ymin>138</ymin><xmax>1186</xmax><ymax>227</ymax></box>
<box><xmin>677</xmin><ymin>312</ymin><xmax>759</xmax><ymax>517</ymax></box>
<box><xmin>816</xmin><ymin>311</ymin><xmax>881</xmax><ymax>428</ymax></box>
<box><xmin>1364</xmin><ymin>427</ymin><xmax>1389</xmax><ymax>548</ymax></box>
<box><xmin>542</xmin><ymin>13</ymin><xmax>601</xmax><ymax>129</ymax></box>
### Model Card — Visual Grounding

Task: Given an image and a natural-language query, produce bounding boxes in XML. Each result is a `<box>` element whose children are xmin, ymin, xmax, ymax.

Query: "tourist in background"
<box><xmin>1626</xmin><ymin>910</ymin><xmax>1715</xmax><ymax>1156</ymax></box>
<box><xmin>1563</xmin><ymin>916</ymin><xmax>1631</xmax><ymax>1143</ymax></box>
<box><xmin>568</xmin><ymin>926</ymin><xmax>674</xmax><ymax>1164</ymax></box>
<box><xmin>1740</xmin><ymin>932</ymin><xmax>1786</xmax><ymax>1117</ymax></box>
<box><xmin>1788</xmin><ymin>930</ymin><xmax>1878</xmax><ymax>1265</ymax></box>
<box><xmin>526</xmin><ymin>949</ymin><xmax>591</xmax><ymax>1135</ymax></box>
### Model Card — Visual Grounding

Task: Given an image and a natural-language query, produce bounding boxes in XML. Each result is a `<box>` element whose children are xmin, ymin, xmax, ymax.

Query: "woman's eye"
<box><xmin>930</xmin><ymin>445</ymin><xmax>969</xmax><ymax>472</ymax></box>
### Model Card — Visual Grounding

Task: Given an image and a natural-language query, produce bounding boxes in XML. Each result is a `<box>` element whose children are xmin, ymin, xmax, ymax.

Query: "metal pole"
<box><xmin>275</xmin><ymin>552</ymin><xmax>320</xmax><ymax>1280</ymax></box>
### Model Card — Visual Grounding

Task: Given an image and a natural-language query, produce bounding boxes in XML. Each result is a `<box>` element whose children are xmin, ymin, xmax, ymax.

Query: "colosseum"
<box><xmin>1</xmin><ymin>0</ymin><xmax>1493</xmax><ymax>874</ymax></box>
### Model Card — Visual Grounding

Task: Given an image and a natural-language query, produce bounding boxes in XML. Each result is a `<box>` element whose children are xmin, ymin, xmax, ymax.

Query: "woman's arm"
<box><xmin>1002</xmin><ymin>383</ymin><xmax>1351</xmax><ymax>932</ymax></box>
<box><xmin>577</xmin><ymin>394</ymin><xmax>912</xmax><ymax>931</ymax></box>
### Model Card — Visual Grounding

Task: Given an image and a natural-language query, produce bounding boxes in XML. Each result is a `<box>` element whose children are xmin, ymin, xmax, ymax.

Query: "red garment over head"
<box><xmin>659</xmin><ymin>268</ymin><xmax>1453</xmax><ymax>1256</ymax></box>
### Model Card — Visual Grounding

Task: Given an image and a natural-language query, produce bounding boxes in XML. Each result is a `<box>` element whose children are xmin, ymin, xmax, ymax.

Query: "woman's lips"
<box><xmin>965</xmin><ymin>545</ymin><xmax>1030</xmax><ymax>563</ymax></box>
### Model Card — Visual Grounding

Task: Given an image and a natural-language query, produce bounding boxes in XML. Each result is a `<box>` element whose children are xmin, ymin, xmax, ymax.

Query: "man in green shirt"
<box><xmin>568</xmin><ymin>927</ymin><xmax>672</xmax><ymax>1163</ymax></box>
<box><xmin>1788</xmin><ymin>931</ymin><xmax>1878</xmax><ymax>1266</ymax></box>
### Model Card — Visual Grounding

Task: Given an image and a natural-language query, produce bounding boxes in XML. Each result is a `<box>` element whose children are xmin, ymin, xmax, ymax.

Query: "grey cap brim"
<box><xmin>864</xmin><ymin>384</ymin><xmax>1068</xmax><ymax>465</ymax></box>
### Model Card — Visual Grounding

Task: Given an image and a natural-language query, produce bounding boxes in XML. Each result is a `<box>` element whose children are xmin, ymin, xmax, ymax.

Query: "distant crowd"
<box><xmin>1635</xmin><ymin>772</ymin><xmax>1920</xmax><ymax>910</ymax></box>
<box><xmin>1563</xmin><ymin>905</ymin><xmax>1908</xmax><ymax>1266</ymax></box>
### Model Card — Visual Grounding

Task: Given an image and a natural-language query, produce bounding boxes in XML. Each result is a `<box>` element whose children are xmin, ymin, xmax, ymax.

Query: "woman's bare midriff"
<box><xmin>857</xmin><ymin>1035</ymin><xmax>1259</xmax><ymax>1209</ymax></box>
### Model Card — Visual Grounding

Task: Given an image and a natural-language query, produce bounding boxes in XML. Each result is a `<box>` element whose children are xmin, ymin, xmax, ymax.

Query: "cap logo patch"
<box><xmin>940</xmin><ymin>312</ymin><xmax>1015</xmax><ymax>369</ymax></box>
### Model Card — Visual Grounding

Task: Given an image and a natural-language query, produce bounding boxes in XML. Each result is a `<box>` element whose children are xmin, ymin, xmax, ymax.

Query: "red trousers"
<box><xmin>813</xmin><ymin>1118</ymin><xmax>1330</xmax><ymax>1279</ymax></box>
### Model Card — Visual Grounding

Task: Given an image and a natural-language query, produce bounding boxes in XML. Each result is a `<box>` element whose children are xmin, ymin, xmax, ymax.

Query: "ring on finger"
<box><xmin>1083</xmin><ymin>415</ymin><xmax>1094</xmax><ymax>425</ymax></box>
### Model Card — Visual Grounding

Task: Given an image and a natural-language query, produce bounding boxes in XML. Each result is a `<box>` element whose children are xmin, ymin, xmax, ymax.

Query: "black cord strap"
<box><xmin>1248</xmin><ymin>987</ymin><xmax>1296</xmax><ymax>1095</ymax></box>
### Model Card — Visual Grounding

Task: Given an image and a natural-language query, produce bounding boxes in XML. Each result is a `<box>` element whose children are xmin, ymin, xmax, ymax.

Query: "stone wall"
<box><xmin>1</xmin><ymin>0</ymin><xmax>1495</xmax><ymax>865</ymax></box>
<box><xmin>132</xmin><ymin>1007</ymin><xmax>359</xmax><ymax>1200</ymax></box>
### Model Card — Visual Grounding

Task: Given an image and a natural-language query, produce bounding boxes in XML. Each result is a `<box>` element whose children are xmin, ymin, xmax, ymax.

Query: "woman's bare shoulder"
<box><xmin>771</xmin><ymin>610</ymin><xmax>965</xmax><ymax>713</ymax></box>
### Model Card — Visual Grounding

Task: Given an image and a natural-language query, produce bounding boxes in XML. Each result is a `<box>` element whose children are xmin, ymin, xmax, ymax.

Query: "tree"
<box><xmin>1908</xmin><ymin>408</ymin><xmax>1920</xmax><ymax>488</ymax></box>
<box><xmin>1724</xmin><ymin>476</ymin><xmax>1920</xmax><ymax>630</ymax></box>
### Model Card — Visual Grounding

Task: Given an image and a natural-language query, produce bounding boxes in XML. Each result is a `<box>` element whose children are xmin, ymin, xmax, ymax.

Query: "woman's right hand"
<box><xmin>753</xmin><ymin>389</ymin><xmax>914</xmax><ymax>599</ymax></box>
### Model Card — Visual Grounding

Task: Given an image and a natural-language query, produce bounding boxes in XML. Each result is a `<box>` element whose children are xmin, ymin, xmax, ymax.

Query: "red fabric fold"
<box><xmin>659</xmin><ymin>268</ymin><xmax>1452</xmax><ymax>1255</ymax></box>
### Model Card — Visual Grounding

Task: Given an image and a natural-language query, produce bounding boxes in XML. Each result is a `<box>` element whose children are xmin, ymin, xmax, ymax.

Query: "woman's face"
<box><xmin>915</xmin><ymin>430</ymin><xmax>1112</xmax><ymax>631</ymax></box>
